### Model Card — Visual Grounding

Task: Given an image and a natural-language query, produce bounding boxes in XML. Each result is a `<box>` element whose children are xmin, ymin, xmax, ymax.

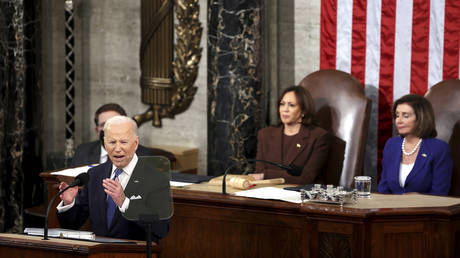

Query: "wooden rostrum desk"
<box><xmin>162</xmin><ymin>183</ymin><xmax>460</xmax><ymax>258</ymax></box>
<box><xmin>0</xmin><ymin>233</ymin><xmax>160</xmax><ymax>258</ymax></box>
<box><xmin>41</xmin><ymin>172</ymin><xmax>460</xmax><ymax>258</ymax></box>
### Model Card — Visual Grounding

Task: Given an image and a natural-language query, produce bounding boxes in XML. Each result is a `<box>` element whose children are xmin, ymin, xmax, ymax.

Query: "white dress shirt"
<box><xmin>399</xmin><ymin>162</ymin><xmax>414</xmax><ymax>187</ymax></box>
<box><xmin>100</xmin><ymin>146</ymin><xmax>108</xmax><ymax>164</ymax></box>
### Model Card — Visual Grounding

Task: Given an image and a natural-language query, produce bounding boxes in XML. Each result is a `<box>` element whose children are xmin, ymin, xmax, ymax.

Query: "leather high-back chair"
<box><xmin>425</xmin><ymin>80</ymin><xmax>460</xmax><ymax>196</ymax></box>
<box><xmin>299</xmin><ymin>70</ymin><xmax>371</xmax><ymax>188</ymax></box>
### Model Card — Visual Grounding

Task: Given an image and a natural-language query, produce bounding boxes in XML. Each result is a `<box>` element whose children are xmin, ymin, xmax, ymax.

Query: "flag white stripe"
<box><xmin>336</xmin><ymin>0</ymin><xmax>353</xmax><ymax>73</ymax></box>
<box><xmin>365</xmin><ymin>0</ymin><xmax>382</xmax><ymax>88</ymax></box>
<box><xmin>428</xmin><ymin>0</ymin><xmax>445</xmax><ymax>88</ymax></box>
<box><xmin>393</xmin><ymin>0</ymin><xmax>413</xmax><ymax>101</ymax></box>
<box><xmin>363</xmin><ymin>0</ymin><xmax>382</xmax><ymax>178</ymax></box>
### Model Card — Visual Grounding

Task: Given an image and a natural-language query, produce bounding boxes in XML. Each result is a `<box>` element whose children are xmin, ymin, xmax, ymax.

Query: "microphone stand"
<box><xmin>43</xmin><ymin>184</ymin><xmax>74</xmax><ymax>240</ymax></box>
<box><xmin>248</xmin><ymin>159</ymin><xmax>302</xmax><ymax>176</ymax></box>
<box><xmin>222</xmin><ymin>164</ymin><xmax>237</xmax><ymax>195</ymax></box>
<box><xmin>43</xmin><ymin>173</ymin><xmax>88</xmax><ymax>240</ymax></box>
<box><xmin>247</xmin><ymin>159</ymin><xmax>290</xmax><ymax>171</ymax></box>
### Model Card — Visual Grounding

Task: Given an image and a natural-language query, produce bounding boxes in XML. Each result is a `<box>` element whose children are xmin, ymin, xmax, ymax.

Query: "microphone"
<box><xmin>248</xmin><ymin>159</ymin><xmax>303</xmax><ymax>176</ymax></box>
<box><xmin>68</xmin><ymin>172</ymin><xmax>90</xmax><ymax>188</ymax></box>
<box><xmin>43</xmin><ymin>172</ymin><xmax>89</xmax><ymax>240</ymax></box>
<box><xmin>286</xmin><ymin>165</ymin><xmax>303</xmax><ymax>176</ymax></box>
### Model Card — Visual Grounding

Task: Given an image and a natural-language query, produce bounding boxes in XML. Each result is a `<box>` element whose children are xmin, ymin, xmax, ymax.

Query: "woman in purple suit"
<box><xmin>378</xmin><ymin>94</ymin><xmax>453</xmax><ymax>195</ymax></box>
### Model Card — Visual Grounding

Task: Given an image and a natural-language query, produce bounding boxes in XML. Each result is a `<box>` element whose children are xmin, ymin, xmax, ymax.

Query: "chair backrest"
<box><xmin>424</xmin><ymin>80</ymin><xmax>460</xmax><ymax>196</ymax></box>
<box><xmin>299</xmin><ymin>70</ymin><xmax>371</xmax><ymax>187</ymax></box>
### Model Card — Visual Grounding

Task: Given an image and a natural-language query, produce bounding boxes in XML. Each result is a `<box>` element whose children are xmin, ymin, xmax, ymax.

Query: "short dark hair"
<box><xmin>392</xmin><ymin>94</ymin><xmax>437</xmax><ymax>138</ymax></box>
<box><xmin>277</xmin><ymin>86</ymin><xmax>317</xmax><ymax>127</ymax></box>
<box><xmin>94</xmin><ymin>103</ymin><xmax>127</xmax><ymax>126</ymax></box>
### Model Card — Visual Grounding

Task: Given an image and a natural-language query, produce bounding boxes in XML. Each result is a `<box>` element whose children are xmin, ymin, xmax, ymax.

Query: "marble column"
<box><xmin>207</xmin><ymin>0</ymin><xmax>264</xmax><ymax>175</ymax></box>
<box><xmin>0</xmin><ymin>0</ymin><xmax>42</xmax><ymax>232</ymax></box>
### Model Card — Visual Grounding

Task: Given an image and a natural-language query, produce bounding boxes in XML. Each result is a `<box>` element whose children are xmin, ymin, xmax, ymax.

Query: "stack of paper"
<box><xmin>50</xmin><ymin>165</ymin><xmax>96</xmax><ymax>177</ymax></box>
<box><xmin>234</xmin><ymin>187</ymin><xmax>302</xmax><ymax>204</ymax></box>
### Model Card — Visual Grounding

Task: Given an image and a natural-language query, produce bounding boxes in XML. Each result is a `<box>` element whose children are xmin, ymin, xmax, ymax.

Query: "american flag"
<box><xmin>319</xmin><ymin>0</ymin><xmax>460</xmax><ymax>177</ymax></box>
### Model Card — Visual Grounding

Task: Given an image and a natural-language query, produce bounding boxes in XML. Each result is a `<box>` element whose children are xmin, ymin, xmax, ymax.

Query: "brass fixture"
<box><xmin>134</xmin><ymin>0</ymin><xmax>202</xmax><ymax>127</ymax></box>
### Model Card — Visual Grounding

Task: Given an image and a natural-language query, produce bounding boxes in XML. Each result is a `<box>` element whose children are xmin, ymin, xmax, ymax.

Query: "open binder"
<box><xmin>24</xmin><ymin>227</ymin><xmax>95</xmax><ymax>240</ymax></box>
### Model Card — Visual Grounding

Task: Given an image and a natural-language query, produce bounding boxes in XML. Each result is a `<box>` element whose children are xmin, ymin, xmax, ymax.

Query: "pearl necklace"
<box><xmin>402</xmin><ymin>137</ymin><xmax>422</xmax><ymax>156</ymax></box>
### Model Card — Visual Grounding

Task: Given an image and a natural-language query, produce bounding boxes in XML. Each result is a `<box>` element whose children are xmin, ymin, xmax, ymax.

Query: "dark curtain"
<box><xmin>0</xmin><ymin>0</ymin><xmax>42</xmax><ymax>233</ymax></box>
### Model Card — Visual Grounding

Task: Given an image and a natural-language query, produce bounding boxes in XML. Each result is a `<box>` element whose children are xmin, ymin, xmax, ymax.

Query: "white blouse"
<box><xmin>399</xmin><ymin>162</ymin><xmax>415</xmax><ymax>187</ymax></box>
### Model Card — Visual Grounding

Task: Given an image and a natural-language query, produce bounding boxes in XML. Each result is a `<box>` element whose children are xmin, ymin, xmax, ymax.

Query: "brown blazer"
<box><xmin>255</xmin><ymin>125</ymin><xmax>330</xmax><ymax>184</ymax></box>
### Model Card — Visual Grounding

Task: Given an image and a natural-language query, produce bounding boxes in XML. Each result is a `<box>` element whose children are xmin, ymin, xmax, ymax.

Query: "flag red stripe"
<box><xmin>320</xmin><ymin>0</ymin><xmax>338</xmax><ymax>69</ymax></box>
<box><xmin>410</xmin><ymin>0</ymin><xmax>430</xmax><ymax>95</ymax></box>
<box><xmin>351</xmin><ymin>0</ymin><xmax>367</xmax><ymax>85</ymax></box>
<box><xmin>377</xmin><ymin>0</ymin><xmax>397</xmax><ymax>178</ymax></box>
<box><xmin>443</xmin><ymin>0</ymin><xmax>460</xmax><ymax>80</ymax></box>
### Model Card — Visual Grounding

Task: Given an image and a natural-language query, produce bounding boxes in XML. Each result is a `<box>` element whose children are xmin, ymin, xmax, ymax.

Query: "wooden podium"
<box><xmin>0</xmin><ymin>233</ymin><xmax>160</xmax><ymax>258</ymax></box>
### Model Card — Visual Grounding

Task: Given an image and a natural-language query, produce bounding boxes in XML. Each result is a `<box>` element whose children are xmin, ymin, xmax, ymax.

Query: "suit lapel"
<box><xmin>108</xmin><ymin>159</ymin><xmax>143</xmax><ymax>231</ymax></box>
<box><xmin>405</xmin><ymin>140</ymin><xmax>428</xmax><ymax>185</ymax></box>
<box><xmin>269</xmin><ymin>127</ymin><xmax>283</xmax><ymax>164</ymax></box>
<box><xmin>123</xmin><ymin>159</ymin><xmax>143</xmax><ymax>202</ymax></box>
<box><xmin>389</xmin><ymin>137</ymin><xmax>404</xmax><ymax>191</ymax></box>
<box><xmin>99</xmin><ymin>162</ymin><xmax>113</xmax><ymax>230</ymax></box>
<box><xmin>284</xmin><ymin>126</ymin><xmax>310</xmax><ymax>165</ymax></box>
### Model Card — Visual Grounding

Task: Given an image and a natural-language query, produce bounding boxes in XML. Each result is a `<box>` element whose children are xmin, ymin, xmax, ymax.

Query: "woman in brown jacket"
<box><xmin>253</xmin><ymin>86</ymin><xmax>330</xmax><ymax>184</ymax></box>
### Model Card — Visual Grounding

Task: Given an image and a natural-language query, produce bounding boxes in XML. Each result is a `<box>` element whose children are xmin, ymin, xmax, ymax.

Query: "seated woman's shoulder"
<box><xmin>259</xmin><ymin>125</ymin><xmax>329</xmax><ymax>137</ymax></box>
<box><xmin>309</xmin><ymin>125</ymin><xmax>328</xmax><ymax>134</ymax></box>
<box><xmin>424</xmin><ymin>137</ymin><xmax>450</xmax><ymax>148</ymax></box>
<box><xmin>258</xmin><ymin>125</ymin><xmax>281</xmax><ymax>134</ymax></box>
<box><xmin>387</xmin><ymin>136</ymin><xmax>402</xmax><ymax>142</ymax></box>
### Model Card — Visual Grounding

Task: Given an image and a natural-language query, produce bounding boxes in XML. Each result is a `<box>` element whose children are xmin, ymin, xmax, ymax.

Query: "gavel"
<box><xmin>228</xmin><ymin>177</ymin><xmax>285</xmax><ymax>190</ymax></box>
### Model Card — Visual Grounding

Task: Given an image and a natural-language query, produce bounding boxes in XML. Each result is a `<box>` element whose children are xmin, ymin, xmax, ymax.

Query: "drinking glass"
<box><xmin>354</xmin><ymin>176</ymin><xmax>371</xmax><ymax>198</ymax></box>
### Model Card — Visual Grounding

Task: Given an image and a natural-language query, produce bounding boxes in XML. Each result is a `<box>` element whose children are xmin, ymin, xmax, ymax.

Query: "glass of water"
<box><xmin>354</xmin><ymin>176</ymin><xmax>371</xmax><ymax>198</ymax></box>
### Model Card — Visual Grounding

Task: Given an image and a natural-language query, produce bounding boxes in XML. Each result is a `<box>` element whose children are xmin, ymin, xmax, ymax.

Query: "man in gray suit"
<box><xmin>71</xmin><ymin>103</ymin><xmax>173</xmax><ymax>166</ymax></box>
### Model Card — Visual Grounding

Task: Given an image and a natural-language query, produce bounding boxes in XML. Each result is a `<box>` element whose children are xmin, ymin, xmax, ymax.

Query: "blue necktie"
<box><xmin>106</xmin><ymin>168</ymin><xmax>122</xmax><ymax>228</ymax></box>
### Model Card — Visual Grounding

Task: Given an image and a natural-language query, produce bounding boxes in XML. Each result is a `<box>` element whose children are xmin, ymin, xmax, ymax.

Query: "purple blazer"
<box><xmin>378</xmin><ymin>136</ymin><xmax>453</xmax><ymax>195</ymax></box>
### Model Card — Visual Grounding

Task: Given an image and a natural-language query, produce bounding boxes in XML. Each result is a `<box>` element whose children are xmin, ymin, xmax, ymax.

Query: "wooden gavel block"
<box><xmin>228</xmin><ymin>177</ymin><xmax>285</xmax><ymax>190</ymax></box>
<box><xmin>208</xmin><ymin>174</ymin><xmax>256</xmax><ymax>185</ymax></box>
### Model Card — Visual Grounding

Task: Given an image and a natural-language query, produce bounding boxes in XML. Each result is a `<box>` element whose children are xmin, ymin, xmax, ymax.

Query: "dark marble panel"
<box><xmin>207</xmin><ymin>0</ymin><xmax>264</xmax><ymax>175</ymax></box>
<box><xmin>0</xmin><ymin>0</ymin><xmax>42</xmax><ymax>232</ymax></box>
